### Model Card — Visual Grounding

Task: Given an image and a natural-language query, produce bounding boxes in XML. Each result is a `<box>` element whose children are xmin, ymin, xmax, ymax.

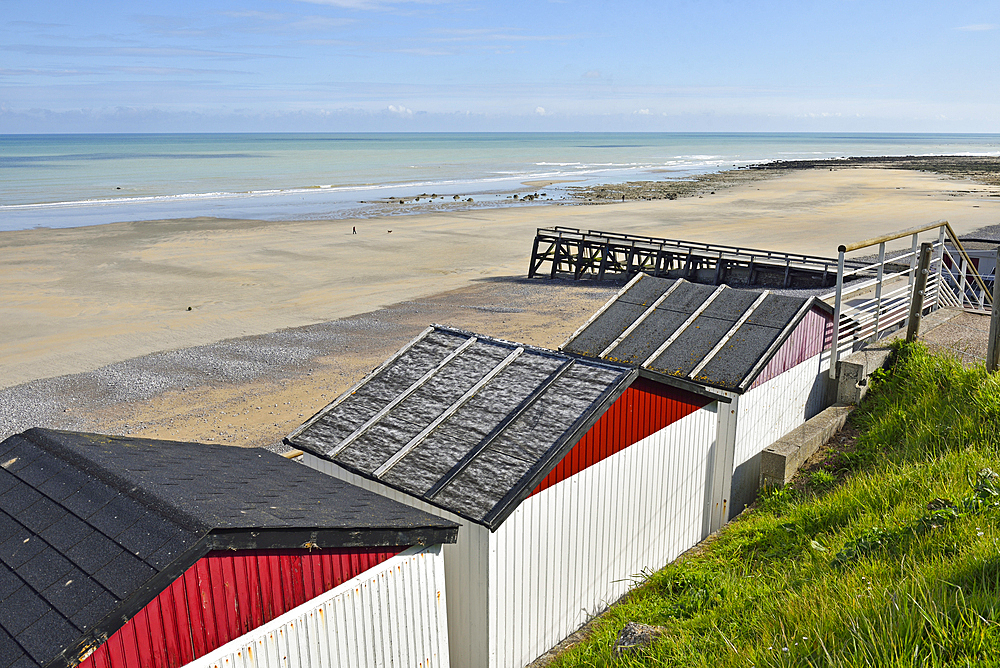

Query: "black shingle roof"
<box><xmin>561</xmin><ymin>274</ymin><xmax>830</xmax><ymax>392</ymax></box>
<box><xmin>287</xmin><ymin>326</ymin><xmax>635</xmax><ymax>530</ymax></box>
<box><xmin>0</xmin><ymin>428</ymin><xmax>457</xmax><ymax>668</ymax></box>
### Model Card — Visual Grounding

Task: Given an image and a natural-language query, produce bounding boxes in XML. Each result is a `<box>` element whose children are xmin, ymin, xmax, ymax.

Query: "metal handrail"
<box><xmin>838</xmin><ymin>220</ymin><xmax>953</xmax><ymax>253</ymax></box>
<box><xmin>827</xmin><ymin>220</ymin><xmax>994</xmax><ymax>380</ymax></box>
<box><xmin>836</xmin><ymin>220</ymin><xmax>993</xmax><ymax>305</ymax></box>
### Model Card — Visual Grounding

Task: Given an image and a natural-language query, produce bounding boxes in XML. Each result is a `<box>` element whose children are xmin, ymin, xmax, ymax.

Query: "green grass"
<box><xmin>550</xmin><ymin>342</ymin><xmax>1000</xmax><ymax>668</ymax></box>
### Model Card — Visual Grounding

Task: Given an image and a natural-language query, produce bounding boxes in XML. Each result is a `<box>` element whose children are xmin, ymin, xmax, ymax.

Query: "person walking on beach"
<box><xmin>352</xmin><ymin>226</ymin><xmax>356</xmax><ymax>234</ymax></box>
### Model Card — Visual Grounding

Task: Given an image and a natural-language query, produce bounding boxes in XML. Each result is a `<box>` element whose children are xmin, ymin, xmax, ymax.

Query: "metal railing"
<box><xmin>823</xmin><ymin>220</ymin><xmax>993</xmax><ymax>379</ymax></box>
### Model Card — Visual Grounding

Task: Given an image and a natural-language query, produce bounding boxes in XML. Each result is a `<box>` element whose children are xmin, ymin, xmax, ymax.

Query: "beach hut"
<box><xmin>0</xmin><ymin>428</ymin><xmax>457</xmax><ymax>668</ymax></box>
<box><xmin>559</xmin><ymin>273</ymin><xmax>836</xmax><ymax>515</ymax></box>
<box><xmin>288</xmin><ymin>271</ymin><xmax>835</xmax><ymax>667</ymax></box>
<box><xmin>287</xmin><ymin>325</ymin><xmax>739</xmax><ymax>668</ymax></box>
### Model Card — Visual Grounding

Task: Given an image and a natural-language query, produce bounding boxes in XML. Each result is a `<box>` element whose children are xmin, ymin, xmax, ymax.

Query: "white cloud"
<box><xmin>391</xmin><ymin>48</ymin><xmax>452</xmax><ymax>56</ymax></box>
<box><xmin>429</xmin><ymin>28</ymin><xmax>578</xmax><ymax>44</ymax></box>
<box><xmin>219</xmin><ymin>10</ymin><xmax>287</xmax><ymax>21</ymax></box>
<box><xmin>956</xmin><ymin>23</ymin><xmax>997</xmax><ymax>31</ymax></box>
<box><xmin>288</xmin><ymin>16</ymin><xmax>355</xmax><ymax>30</ymax></box>
<box><xmin>535</xmin><ymin>106</ymin><xmax>546</xmax><ymax>115</ymax></box>
<box><xmin>293</xmin><ymin>0</ymin><xmax>445</xmax><ymax>9</ymax></box>
<box><xmin>583</xmin><ymin>70</ymin><xmax>601</xmax><ymax>79</ymax></box>
<box><xmin>218</xmin><ymin>11</ymin><xmax>354</xmax><ymax>33</ymax></box>
<box><xmin>0</xmin><ymin>67</ymin><xmax>96</xmax><ymax>77</ymax></box>
<box><xmin>108</xmin><ymin>66</ymin><xmax>254</xmax><ymax>76</ymax></box>
<box><xmin>387</xmin><ymin>104</ymin><xmax>413</xmax><ymax>116</ymax></box>
<box><xmin>634</xmin><ymin>108</ymin><xmax>651</xmax><ymax>115</ymax></box>
<box><xmin>3</xmin><ymin>44</ymin><xmax>257</xmax><ymax>58</ymax></box>
<box><xmin>297</xmin><ymin>39</ymin><xmax>355</xmax><ymax>46</ymax></box>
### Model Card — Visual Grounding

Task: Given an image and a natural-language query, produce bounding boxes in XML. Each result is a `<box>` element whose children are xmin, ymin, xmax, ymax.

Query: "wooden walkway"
<box><xmin>528</xmin><ymin>227</ymin><xmax>848</xmax><ymax>289</ymax></box>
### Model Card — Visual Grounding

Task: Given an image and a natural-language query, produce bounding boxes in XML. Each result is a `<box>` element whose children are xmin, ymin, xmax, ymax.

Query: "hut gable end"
<box><xmin>0</xmin><ymin>429</ymin><xmax>457</xmax><ymax>668</ymax></box>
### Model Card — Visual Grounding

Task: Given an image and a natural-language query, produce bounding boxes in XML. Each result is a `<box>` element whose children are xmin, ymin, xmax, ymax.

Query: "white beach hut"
<box><xmin>287</xmin><ymin>277</ymin><xmax>835</xmax><ymax>667</ymax></box>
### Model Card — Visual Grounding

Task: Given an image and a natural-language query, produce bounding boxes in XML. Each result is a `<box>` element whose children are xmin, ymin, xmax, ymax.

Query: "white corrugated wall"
<box><xmin>302</xmin><ymin>454</ymin><xmax>491</xmax><ymax>668</ymax></box>
<box><xmin>487</xmin><ymin>405</ymin><xmax>719</xmax><ymax>668</ymax></box>
<box><xmin>728</xmin><ymin>350</ymin><xmax>830</xmax><ymax>515</ymax></box>
<box><xmin>735</xmin><ymin>350</ymin><xmax>830</xmax><ymax>467</ymax></box>
<box><xmin>183</xmin><ymin>544</ymin><xmax>449</xmax><ymax>668</ymax></box>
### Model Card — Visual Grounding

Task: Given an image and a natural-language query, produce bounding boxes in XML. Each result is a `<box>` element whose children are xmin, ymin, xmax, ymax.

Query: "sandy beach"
<box><xmin>3</xmin><ymin>164</ymin><xmax>999</xmax><ymax>449</ymax></box>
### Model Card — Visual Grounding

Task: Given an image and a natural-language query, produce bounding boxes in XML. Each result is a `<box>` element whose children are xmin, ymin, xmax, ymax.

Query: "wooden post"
<box><xmin>987</xmin><ymin>248</ymin><xmax>1000</xmax><ymax>372</ymax></box>
<box><xmin>597</xmin><ymin>241</ymin><xmax>609</xmax><ymax>280</ymax></box>
<box><xmin>573</xmin><ymin>240</ymin><xmax>586</xmax><ymax>279</ymax></box>
<box><xmin>906</xmin><ymin>242</ymin><xmax>933</xmax><ymax>342</ymax></box>
<box><xmin>550</xmin><ymin>235</ymin><xmax>562</xmax><ymax>278</ymax></box>
<box><xmin>527</xmin><ymin>234</ymin><xmax>541</xmax><ymax>278</ymax></box>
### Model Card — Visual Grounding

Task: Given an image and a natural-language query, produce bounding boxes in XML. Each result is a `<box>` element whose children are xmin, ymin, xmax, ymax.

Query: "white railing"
<box><xmin>824</xmin><ymin>221</ymin><xmax>993</xmax><ymax>379</ymax></box>
<box><xmin>940</xmin><ymin>243</ymin><xmax>993</xmax><ymax>313</ymax></box>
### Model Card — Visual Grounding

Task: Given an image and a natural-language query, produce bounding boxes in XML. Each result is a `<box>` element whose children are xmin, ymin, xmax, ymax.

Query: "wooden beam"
<box><xmin>527</xmin><ymin>234</ymin><xmax>541</xmax><ymax>278</ymax></box>
<box><xmin>906</xmin><ymin>242</ymin><xmax>934</xmax><ymax>342</ymax></box>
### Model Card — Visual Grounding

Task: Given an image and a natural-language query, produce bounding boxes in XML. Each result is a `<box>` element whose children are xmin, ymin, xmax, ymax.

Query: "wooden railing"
<box><xmin>528</xmin><ymin>227</ymin><xmax>850</xmax><ymax>287</ymax></box>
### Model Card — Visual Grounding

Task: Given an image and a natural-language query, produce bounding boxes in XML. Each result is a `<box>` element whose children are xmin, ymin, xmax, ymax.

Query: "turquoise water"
<box><xmin>2</xmin><ymin>133</ymin><xmax>999</xmax><ymax>231</ymax></box>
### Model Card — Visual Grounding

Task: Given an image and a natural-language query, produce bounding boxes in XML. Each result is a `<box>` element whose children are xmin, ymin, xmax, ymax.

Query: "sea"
<box><xmin>2</xmin><ymin>132</ymin><xmax>1000</xmax><ymax>232</ymax></box>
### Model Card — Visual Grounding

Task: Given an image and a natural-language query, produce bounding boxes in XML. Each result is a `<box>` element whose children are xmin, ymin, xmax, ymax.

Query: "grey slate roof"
<box><xmin>0</xmin><ymin>428</ymin><xmax>457</xmax><ymax>668</ymax></box>
<box><xmin>560</xmin><ymin>274</ymin><xmax>829</xmax><ymax>393</ymax></box>
<box><xmin>287</xmin><ymin>326</ymin><xmax>635</xmax><ymax>530</ymax></box>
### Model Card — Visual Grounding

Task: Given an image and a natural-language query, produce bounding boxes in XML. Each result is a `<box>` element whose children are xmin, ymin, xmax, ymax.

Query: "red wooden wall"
<box><xmin>530</xmin><ymin>377</ymin><xmax>711</xmax><ymax>496</ymax></box>
<box><xmin>78</xmin><ymin>546</ymin><xmax>405</xmax><ymax>668</ymax></box>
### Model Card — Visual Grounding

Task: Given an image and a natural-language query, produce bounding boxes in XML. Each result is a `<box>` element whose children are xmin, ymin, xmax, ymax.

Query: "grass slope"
<box><xmin>551</xmin><ymin>342</ymin><xmax>1000</xmax><ymax>667</ymax></box>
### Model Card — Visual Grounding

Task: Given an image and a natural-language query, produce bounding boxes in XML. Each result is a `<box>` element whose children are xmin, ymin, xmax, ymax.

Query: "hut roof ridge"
<box><xmin>561</xmin><ymin>275</ymin><xmax>829</xmax><ymax>392</ymax></box>
<box><xmin>287</xmin><ymin>326</ymin><xmax>636</xmax><ymax>530</ymax></box>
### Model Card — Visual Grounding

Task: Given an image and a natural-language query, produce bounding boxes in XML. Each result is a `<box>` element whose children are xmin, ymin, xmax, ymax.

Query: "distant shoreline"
<box><xmin>6</xmin><ymin>133</ymin><xmax>999</xmax><ymax>232</ymax></box>
<box><xmin>567</xmin><ymin>154</ymin><xmax>1000</xmax><ymax>203</ymax></box>
<box><xmin>4</xmin><ymin>164</ymin><xmax>998</xmax><ymax>448</ymax></box>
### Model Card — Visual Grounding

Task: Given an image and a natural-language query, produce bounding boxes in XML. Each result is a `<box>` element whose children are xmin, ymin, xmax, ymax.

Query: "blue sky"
<box><xmin>2</xmin><ymin>0</ymin><xmax>999</xmax><ymax>133</ymax></box>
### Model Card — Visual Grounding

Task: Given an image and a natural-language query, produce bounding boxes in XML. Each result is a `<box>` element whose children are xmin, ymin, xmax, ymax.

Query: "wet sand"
<box><xmin>3</xmin><ymin>164</ymin><xmax>999</xmax><ymax>448</ymax></box>
<box><xmin>0</xmin><ymin>277</ymin><xmax>621</xmax><ymax>448</ymax></box>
